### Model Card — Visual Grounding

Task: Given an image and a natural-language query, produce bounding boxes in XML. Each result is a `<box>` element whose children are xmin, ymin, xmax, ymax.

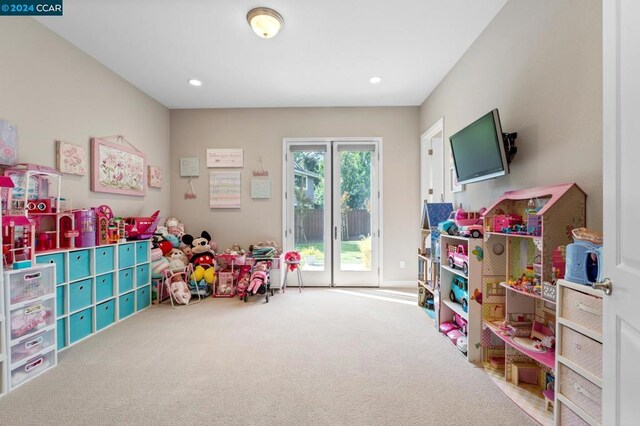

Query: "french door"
<box><xmin>283</xmin><ymin>139</ymin><xmax>380</xmax><ymax>287</ymax></box>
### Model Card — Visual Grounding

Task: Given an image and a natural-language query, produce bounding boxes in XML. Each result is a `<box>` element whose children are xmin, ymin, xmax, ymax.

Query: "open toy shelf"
<box><xmin>480</xmin><ymin>183</ymin><xmax>586</xmax><ymax>425</ymax></box>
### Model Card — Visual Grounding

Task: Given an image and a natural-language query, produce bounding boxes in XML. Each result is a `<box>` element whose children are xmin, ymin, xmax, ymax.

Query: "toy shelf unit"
<box><xmin>555</xmin><ymin>279</ymin><xmax>603</xmax><ymax>426</ymax></box>
<box><xmin>2</xmin><ymin>164</ymin><xmax>76</xmax><ymax>257</ymax></box>
<box><xmin>480</xmin><ymin>183</ymin><xmax>586</xmax><ymax>426</ymax></box>
<box><xmin>0</xmin><ymin>267</ymin><xmax>5</xmax><ymax>397</ymax></box>
<box><xmin>438</xmin><ymin>234</ymin><xmax>483</xmax><ymax>362</ymax></box>
<box><xmin>3</xmin><ymin>264</ymin><xmax>57</xmax><ymax>392</ymax></box>
<box><xmin>34</xmin><ymin>240</ymin><xmax>151</xmax><ymax>351</ymax></box>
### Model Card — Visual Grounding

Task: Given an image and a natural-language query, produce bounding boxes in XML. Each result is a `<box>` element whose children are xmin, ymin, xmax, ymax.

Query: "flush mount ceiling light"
<box><xmin>188</xmin><ymin>79</ymin><xmax>202</xmax><ymax>87</ymax></box>
<box><xmin>247</xmin><ymin>7</ymin><xmax>284</xmax><ymax>39</ymax></box>
<box><xmin>369</xmin><ymin>76</ymin><xmax>382</xmax><ymax>84</ymax></box>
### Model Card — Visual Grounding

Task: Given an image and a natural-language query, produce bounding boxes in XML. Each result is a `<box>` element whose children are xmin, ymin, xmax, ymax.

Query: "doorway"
<box><xmin>283</xmin><ymin>138</ymin><xmax>381</xmax><ymax>287</ymax></box>
<box><xmin>420</xmin><ymin>118</ymin><xmax>445</xmax><ymax>205</ymax></box>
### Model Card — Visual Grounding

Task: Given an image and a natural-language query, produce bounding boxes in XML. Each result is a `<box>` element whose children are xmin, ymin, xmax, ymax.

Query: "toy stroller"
<box><xmin>238</xmin><ymin>260</ymin><xmax>273</xmax><ymax>303</ymax></box>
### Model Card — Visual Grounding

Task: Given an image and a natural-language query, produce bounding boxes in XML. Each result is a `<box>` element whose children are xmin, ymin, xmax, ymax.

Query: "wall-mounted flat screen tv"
<box><xmin>449</xmin><ymin>109</ymin><xmax>509</xmax><ymax>185</ymax></box>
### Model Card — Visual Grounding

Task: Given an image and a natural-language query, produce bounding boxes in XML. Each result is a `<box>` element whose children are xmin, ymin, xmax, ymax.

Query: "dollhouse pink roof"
<box><xmin>0</xmin><ymin>176</ymin><xmax>14</xmax><ymax>188</ymax></box>
<box><xmin>5</xmin><ymin>163</ymin><xmax>60</xmax><ymax>175</ymax></box>
<box><xmin>2</xmin><ymin>215</ymin><xmax>31</xmax><ymax>227</ymax></box>
<box><xmin>484</xmin><ymin>183</ymin><xmax>585</xmax><ymax>217</ymax></box>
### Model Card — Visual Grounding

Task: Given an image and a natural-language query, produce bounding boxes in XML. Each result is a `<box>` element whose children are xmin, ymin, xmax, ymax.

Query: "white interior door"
<box><xmin>421</xmin><ymin>118</ymin><xmax>445</xmax><ymax>204</ymax></box>
<box><xmin>332</xmin><ymin>142</ymin><xmax>380</xmax><ymax>286</ymax></box>
<box><xmin>603</xmin><ymin>1</ymin><xmax>640</xmax><ymax>424</ymax></box>
<box><xmin>284</xmin><ymin>139</ymin><xmax>380</xmax><ymax>287</ymax></box>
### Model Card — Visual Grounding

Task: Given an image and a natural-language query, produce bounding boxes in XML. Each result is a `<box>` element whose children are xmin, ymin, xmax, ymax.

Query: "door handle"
<box><xmin>592</xmin><ymin>278</ymin><xmax>612</xmax><ymax>296</ymax></box>
<box><xmin>334</xmin><ymin>226</ymin><xmax>338</xmax><ymax>240</ymax></box>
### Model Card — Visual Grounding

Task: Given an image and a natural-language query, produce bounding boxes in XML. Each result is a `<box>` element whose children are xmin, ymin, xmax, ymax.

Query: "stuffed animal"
<box><xmin>166</xmin><ymin>248</ymin><xmax>188</xmax><ymax>271</ymax></box>
<box><xmin>151</xmin><ymin>257</ymin><xmax>170</xmax><ymax>279</ymax></box>
<box><xmin>170</xmin><ymin>277</ymin><xmax>191</xmax><ymax>305</ymax></box>
<box><xmin>182</xmin><ymin>231</ymin><xmax>216</xmax><ymax>285</ymax></box>
<box><xmin>247</xmin><ymin>261</ymin><xmax>269</xmax><ymax>294</ymax></box>
<box><xmin>224</xmin><ymin>242</ymin><xmax>245</xmax><ymax>256</ymax></box>
<box><xmin>153</xmin><ymin>233</ymin><xmax>173</xmax><ymax>256</ymax></box>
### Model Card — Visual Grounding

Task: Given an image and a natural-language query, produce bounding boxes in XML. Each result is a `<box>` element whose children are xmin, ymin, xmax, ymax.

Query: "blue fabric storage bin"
<box><xmin>119</xmin><ymin>268</ymin><xmax>134</xmax><ymax>294</ymax></box>
<box><xmin>37</xmin><ymin>253</ymin><xmax>66</xmax><ymax>285</ymax></box>
<box><xmin>118</xmin><ymin>243</ymin><xmax>135</xmax><ymax>269</ymax></box>
<box><xmin>69</xmin><ymin>308</ymin><xmax>92</xmax><ymax>344</ymax></box>
<box><xmin>136</xmin><ymin>264</ymin><xmax>150</xmax><ymax>287</ymax></box>
<box><xmin>56</xmin><ymin>285</ymin><xmax>66</xmax><ymax>316</ymax></box>
<box><xmin>69</xmin><ymin>249</ymin><xmax>91</xmax><ymax>281</ymax></box>
<box><xmin>119</xmin><ymin>292</ymin><xmax>135</xmax><ymax>319</ymax></box>
<box><xmin>95</xmin><ymin>272</ymin><xmax>114</xmax><ymax>302</ymax></box>
<box><xmin>136</xmin><ymin>241</ymin><xmax>149</xmax><ymax>264</ymax></box>
<box><xmin>69</xmin><ymin>278</ymin><xmax>92</xmax><ymax>313</ymax></box>
<box><xmin>95</xmin><ymin>246</ymin><xmax>115</xmax><ymax>275</ymax></box>
<box><xmin>136</xmin><ymin>285</ymin><xmax>150</xmax><ymax>311</ymax></box>
<box><xmin>96</xmin><ymin>299</ymin><xmax>116</xmax><ymax>331</ymax></box>
<box><xmin>57</xmin><ymin>318</ymin><xmax>66</xmax><ymax>350</ymax></box>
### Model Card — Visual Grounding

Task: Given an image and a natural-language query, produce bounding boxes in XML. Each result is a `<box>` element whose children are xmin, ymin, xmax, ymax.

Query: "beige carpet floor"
<box><xmin>0</xmin><ymin>288</ymin><xmax>537</xmax><ymax>425</ymax></box>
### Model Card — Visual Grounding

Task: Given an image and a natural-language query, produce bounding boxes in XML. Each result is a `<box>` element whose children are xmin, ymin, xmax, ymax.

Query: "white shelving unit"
<box><xmin>438</xmin><ymin>234</ymin><xmax>483</xmax><ymax>362</ymax></box>
<box><xmin>0</xmin><ymin>269</ymin><xmax>6</xmax><ymax>397</ymax></box>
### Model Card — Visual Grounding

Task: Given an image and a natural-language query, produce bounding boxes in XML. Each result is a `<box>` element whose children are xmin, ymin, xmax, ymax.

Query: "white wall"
<box><xmin>420</xmin><ymin>0</ymin><xmax>603</xmax><ymax>230</ymax></box>
<box><xmin>0</xmin><ymin>18</ymin><xmax>171</xmax><ymax>217</ymax></box>
<box><xmin>170</xmin><ymin>107</ymin><xmax>420</xmax><ymax>284</ymax></box>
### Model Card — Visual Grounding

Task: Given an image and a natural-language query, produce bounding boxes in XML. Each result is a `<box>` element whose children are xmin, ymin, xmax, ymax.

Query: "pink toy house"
<box><xmin>0</xmin><ymin>176</ymin><xmax>35</xmax><ymax>264</ymax></box>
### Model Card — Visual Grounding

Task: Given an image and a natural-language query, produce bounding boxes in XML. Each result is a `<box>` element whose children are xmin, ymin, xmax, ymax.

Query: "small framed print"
<box><xmin>251</xmin><ymin>178</ymin><xmax>271</xmax><ymax>199</ymax></box>
<box><xmin>148</xmin><ymin>165</ymin><xmax>163</xmax><ymax>188</ymax></box>
<box><xmin>180</xmin><ymin>157</ymin><xmax>200</xmax><ymax>177</ymax></box>
<box><xmin>207</xmin><ymin>149</ymin><xmax>243</xmax><ymax>168</ymax></box>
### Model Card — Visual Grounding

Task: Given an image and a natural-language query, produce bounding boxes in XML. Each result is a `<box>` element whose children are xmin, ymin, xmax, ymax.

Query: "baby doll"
<box><xmin>170</xmin><ymin>276</ymin><xmax>191</xmax><ymax>305</ymax></box>
<box><xmin>166</xmin><ymin>248</ymin><xmax>188</xmax><ymax>271</ymax></box>
<box><xmin>247</xmin><ymin>262</ymin><xmax>269</xmax><ymax>295</ymax></box>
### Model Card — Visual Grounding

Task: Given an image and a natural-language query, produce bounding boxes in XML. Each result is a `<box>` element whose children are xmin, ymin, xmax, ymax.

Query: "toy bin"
<box><xmin>558</xmin><ymin>400</ymin><xmax>590</xmax><ymax>426</ymax></box>
<box><xmin>560</xmin><ymin>325</ymin><xmax>602</xmax><ymax>379</ymax></box>
<box><xmin>69</xmin><ymin>308</ymin><xmax>92</xmax><ymax>344</ymax></box>
<box><xmin>96</xmin><ymin>299</ymin><xmax>116</xmax><ymax>331</ymax></box>
<box><xmin>10</xmin><ymin>328</ymin><xmax>55</xmax><ymax>365</ymax></box>
<box><xmin>136</xmin><ymin>286</ymin><xmax>150</xmax><ymax>311</ymax></box>
<box><xmin>56</xmin><ymin>318</ymin><xmax>66</xmax><ymax>350</ymax></box>
<box><xmin>135</xmin><ymin>264</ymin><xmax>150</xmax><ymax>287</ymax></box>
<box><xmin>95</xmin><ymin>246</ymin><xmax>115</xmax><ymax>275</ymax></box>
<box><xmin>10</xmin><ymin>349</ymin><xmax>55</xmax><ymax>389</ymax></box>
<box><xmin>7</xmin><ymin>266</ymin><xmax>54</xmax><ymax>306</ymax></box>
<box><xmin>118</xmin><ymin>243</ymin><xmax>135</xmax><ymax>268</ymax></box>
<box><xmin>10</xmin><ymin>298</ymin><xmax>55</xmax><ymax>340</ymax></box>
<box><xmin>558</xmin><ymin>363</ymin><xmax>602</xmax><ymax>423</ymax></box>
<box><xmin>68</xmin><ymin>249</ymin><xmax>91</xmax><ymax>281</ymax></box>
<box><xmin>119</xmin><ymin>292</ymin><xmax>135</xmax><ymax>319</ymax></box>
<box><xmin>69</xmin><ymin>278</ymin><xmax>92</xmax><ymax>312</ymax></box>
<box><xmin>95</xmin><ymin>273</ymin><xmax>115</xmax><ymax>303</ymax></box>
<box><xmin>36</xmin><ymin>253</ymin><xmax>65</xmax><ymax>285</ymax></box>
<box><xmin>135</xmin><ymin>241</ymin><xmax>149</xmax><ymax>263</ymax></box>
<box><xmin>119</xmin><ymin>268</ymin><xmax>134</xmax><ymax>294</ymax></box>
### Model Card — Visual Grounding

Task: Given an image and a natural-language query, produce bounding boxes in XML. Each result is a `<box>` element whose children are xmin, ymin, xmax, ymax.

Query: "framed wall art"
<box><xmin>209</xmin><ymin>171</ymin><xmax>241</xmax><ymax>208</ymax></box>
<box><xmin>56</xmin><ymin>140</ymin><xmax>88</xmax><ymax>176</ymax></box>
<box><xmin>0</xmin><ymin>120</ymin><xmax>18</xmax><ymax>166</ymax></box>
<box><xmin>251</xmin><ymin>178</ymin><xmax>271</xmax><ymax>199</ymax></box>
<box><xmin>206</xmin><ymin>149</ymin><xmax>243</xmax><ymax>168</ymax></box>
<box><xmin>91</xmin><ymin>137</ymin><xmax>146</xmax><ymax>196</ymax></box>
<box><xmin>148</xmin><ymin>165</ymin><xmax>163</xmax><ymax>188</ymax></box>
<box><xmin>180</xmin><ymin>157</ymin><xmax>200</xmax><ymax>177</ymax></box>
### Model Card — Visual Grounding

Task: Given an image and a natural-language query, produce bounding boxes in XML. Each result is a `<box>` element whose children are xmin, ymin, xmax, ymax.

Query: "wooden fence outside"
<box><xmin>295</xmin><ymin>209</ymin><xmax>371</xmax><ymax>242</ymax></box>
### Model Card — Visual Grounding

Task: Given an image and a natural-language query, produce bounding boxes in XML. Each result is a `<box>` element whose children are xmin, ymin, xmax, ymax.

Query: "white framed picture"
<box><xmin>180</xmin><ymin>157</ymin><xmax>200</xmax><ymax>177</ymax></box>
<box><xmin>207</xmin><ymin>149</ymin><xmax>243</xmax><ymax>168</ymax></box>
<box><xmin>251</xmin><ymin>178</ymin><xmax>271</xmax><ymax>199</ymax></box>
<box><xmin>209</xmin><ymin>171</ymin><xmax>241</xmax><ymax>208</ymax></box>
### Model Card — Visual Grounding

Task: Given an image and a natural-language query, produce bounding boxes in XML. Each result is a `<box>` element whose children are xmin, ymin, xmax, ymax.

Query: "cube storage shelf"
<box><xmin>35</xmin><ymin>240</ymin><xmax>151</xmax><ymax>351</ymax></box>
<box><xmin>3</xmin><ymin>264</ymin><xmax>57</xmax><ymax>392</ymax></box>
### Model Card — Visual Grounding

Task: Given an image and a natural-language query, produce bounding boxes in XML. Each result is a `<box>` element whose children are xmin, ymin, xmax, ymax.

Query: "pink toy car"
<box><xmin>459</xmin><ymin>224</ymin><xmax>483</xmax><ymax>239</ymax></box>
<box><xmin>454</xmin><ymin>208</ymin><xmax>486</xmax><ymax>228</ymax></box>
<box><xmin>493</xmin><ymin>214</ymin><xmax>523</xmax><ymax>233</ymax></box>
<box><xmin>448</xmin><ymin>244</ymin><xmax>469</xmax><ymax>275</ymax></box>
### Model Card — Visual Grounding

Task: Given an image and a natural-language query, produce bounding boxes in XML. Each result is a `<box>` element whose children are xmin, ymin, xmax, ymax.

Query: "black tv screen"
<box><xmin>449</xmin><ymin>109</ymin><xmax>509</xmax><ymax>185</ymax></box>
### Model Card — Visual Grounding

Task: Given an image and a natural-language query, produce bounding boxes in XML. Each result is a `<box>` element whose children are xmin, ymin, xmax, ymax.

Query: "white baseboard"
<box><xmin>381</xmin><ymin>280</ymin><xmax>415</xmax><ymax>288</ymax></box>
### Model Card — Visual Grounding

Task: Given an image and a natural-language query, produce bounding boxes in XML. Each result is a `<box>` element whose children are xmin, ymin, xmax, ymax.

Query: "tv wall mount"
<box><xmin>502</xmin><ymin>132</ymin><xmax>518</xmax><ymax>164</ymax></box>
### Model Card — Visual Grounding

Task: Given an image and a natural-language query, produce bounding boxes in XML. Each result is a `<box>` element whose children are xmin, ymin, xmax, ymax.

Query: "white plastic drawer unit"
<box><xmin>6</xmin><ymin>265</ymin><xmax>55</xmax><ymax>306</ymax></box>
<box><xmin>10</xmin><ymin>348</ymin><xmax>56</xmax><ymax>389</ymax></box>
<box><xmin>10</xmin><ymin>327</ymin><xmax>56</xmax><ymax>366</ymax></box>
<box><xmin>9</xmin><ymin>297</ymin><xmax>56</xmax><ymax>341</ymax></box>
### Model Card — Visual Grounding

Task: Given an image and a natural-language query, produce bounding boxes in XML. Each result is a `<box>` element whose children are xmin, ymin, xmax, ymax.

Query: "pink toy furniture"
<box><xmin>511</xmin><ymin>362</ymin><xmax>540</xmax><ymax>387</ymax></box>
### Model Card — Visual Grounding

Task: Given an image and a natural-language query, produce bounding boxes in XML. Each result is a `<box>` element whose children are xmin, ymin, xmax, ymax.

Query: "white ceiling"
<box><xmin>37</xmin><ymin>0</ymin><xmax>507</xmax><ymax>109</ymax></box>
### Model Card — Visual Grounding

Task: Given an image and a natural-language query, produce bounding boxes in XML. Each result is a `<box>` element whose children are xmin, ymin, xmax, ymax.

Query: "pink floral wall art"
<box><xmin>0</xmin><ymin>120</ymin><xmax>18</xmax><ymax>166</ymax></box>
<box><xmin>148</xmin><ymin>165</ymin><xmax>163</xmax><ymax>188</ymax></box>
<box><xmin>90</xmin><ymin>137</ymin><xmax>146</xmax><ymax>196</ymax></box>
<box><xmin>56</xmin><ymin>140</ymin><xmax>87</xmax><ymax>176</ymax></box>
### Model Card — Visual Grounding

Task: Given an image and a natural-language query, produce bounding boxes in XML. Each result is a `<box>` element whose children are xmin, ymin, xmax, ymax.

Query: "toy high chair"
<box><xmin>283</xmin><ymin>251</ymin><xmax>303</xmax><ymax>293</ymax></box>
<box><xmin>162</xmin><ymin>264</ymin><xmax>201</xmax><ymax>308</ymax></box>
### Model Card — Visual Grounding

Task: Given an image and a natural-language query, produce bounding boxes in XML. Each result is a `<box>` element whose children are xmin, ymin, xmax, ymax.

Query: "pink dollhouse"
<box><xmin>3</xmin><ymin>164</ymin><xmax>77</xmax><ymax>254</ymax></box>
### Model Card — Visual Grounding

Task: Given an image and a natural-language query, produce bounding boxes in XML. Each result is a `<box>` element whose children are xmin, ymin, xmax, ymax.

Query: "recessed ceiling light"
<box><xmin>188</xmin><ymin>79</ymin><xmax>202</xmax><ymax>87</ymax></box>
<box><xmin>369</xmin><ymin>76</ymin><xmax>382</xmax><ymax>84</ymax></box>
<box><xmin>247</xmin><ymin>7</ymin><xmax>284</xmax><ymax>39</ymax></box>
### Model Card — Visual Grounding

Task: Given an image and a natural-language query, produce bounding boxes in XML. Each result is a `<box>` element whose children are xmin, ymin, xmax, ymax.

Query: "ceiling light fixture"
<box><xmin>188</xmin><ymin>79</ymin><xmax>202</xmax><ymax>87</ymax></box>
<box><xmin>247</xmin><ymin>7</ymin><xmax>284</xmax><ymax>39</ymax></box>
<box><xmin>369</xmin><ymin>76</ymin><xmax>382</xmax><ymax>84</ymax></box>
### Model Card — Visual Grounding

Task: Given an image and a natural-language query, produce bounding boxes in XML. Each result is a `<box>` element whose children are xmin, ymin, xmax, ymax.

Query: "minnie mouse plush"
<box><xmin>182</xmin><ymin>231</ymin><xmax>216</xmax><ymax>285</ymax></box>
